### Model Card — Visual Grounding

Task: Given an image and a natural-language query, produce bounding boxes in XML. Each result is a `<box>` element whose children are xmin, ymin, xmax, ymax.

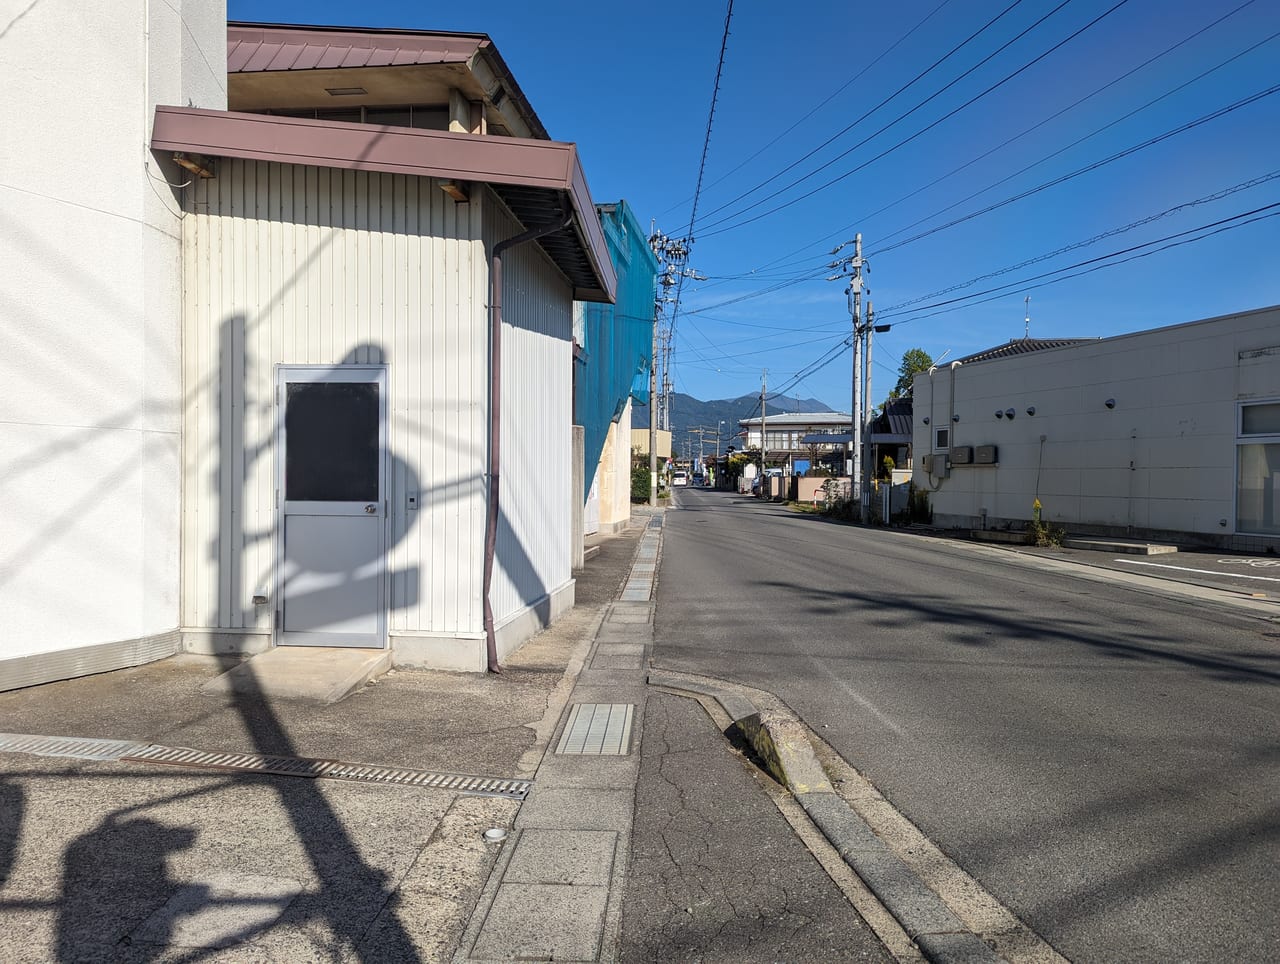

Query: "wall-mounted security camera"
<box><xmin>995</xmin><ymin>410</ymin><xmax>1004</xmax><ymax>419</ymax></box>
<box><xmin>1105</xmin><ymin>398</ymin><xmax>1116</xmax><ymax>409</ymax></box>
<box><xmin>1026</xmin><ymin>406</ymin><xmax>1036</xmax><ymax>416</ymax></box>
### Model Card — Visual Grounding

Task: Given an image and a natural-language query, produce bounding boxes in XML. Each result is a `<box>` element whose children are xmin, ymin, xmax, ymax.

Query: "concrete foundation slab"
<box><xmin>199</xmin><ymin>647</ymin><xmax>391</xmax><ymax>704</ymax></box>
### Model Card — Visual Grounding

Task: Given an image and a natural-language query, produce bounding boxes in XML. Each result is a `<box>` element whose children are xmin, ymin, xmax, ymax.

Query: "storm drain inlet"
<box><xmin>0</xmin><ymin>733</ymin><xmax>149</xmax><ymax>762</ymax></box>
<box><xmin>121</xmin><ymin>745</ymin><xmax>531</xmax><ymax>799</ymax></box>
<box><xmin>0</xmin><ymin>733</ymin><xmax>529</xmax><ymax>800</ymax></box>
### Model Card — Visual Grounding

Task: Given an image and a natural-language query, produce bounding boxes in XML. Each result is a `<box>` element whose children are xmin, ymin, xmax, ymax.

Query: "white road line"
<box><xmin>804</xmin><ymin>653</ymin><xmax>907</xmax><ymax>737</ymax></box>
<box><xmin>1116</xmin><ymin>559</ymin><xmax>1280</xmax><ymax>583</ymax></box>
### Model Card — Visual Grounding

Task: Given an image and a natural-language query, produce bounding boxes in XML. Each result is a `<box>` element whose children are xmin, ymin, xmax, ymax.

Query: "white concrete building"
<box><xmin>0</xmin><ymin>15</ymin><xmax>618</xmax><ymax>689</ymax></box>
<box><xmin>0</xmin><ymin>1</ymin><xmax>227</xmax><ymax>689</ymax></box>
<box><xmin>912</xmin><ymin>306</ymin><xmax>1280</xmax><ymax>550</ymax></box>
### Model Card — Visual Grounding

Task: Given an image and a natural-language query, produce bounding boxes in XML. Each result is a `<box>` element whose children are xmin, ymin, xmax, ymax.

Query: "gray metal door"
<box><xmin>276</xmin><ymin>366</ymin><xmax>387</xmax><ymax>648</ymax></box>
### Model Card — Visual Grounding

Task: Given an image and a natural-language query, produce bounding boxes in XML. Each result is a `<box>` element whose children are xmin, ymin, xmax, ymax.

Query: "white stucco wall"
<box><xmin>0</xmin><ymin>1</ymin><xmax>225</xmax><ymax>665</ymax></box>
<box><xmin>913</xmin><ymin>306</ymin><xmax>1280</xmax><ymax>547</ymax></box>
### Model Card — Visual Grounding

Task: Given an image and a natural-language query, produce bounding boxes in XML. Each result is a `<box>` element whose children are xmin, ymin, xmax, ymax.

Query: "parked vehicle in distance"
<box><xmin>672</xmin><ymin>471</ymin><xmax>688</xmax><ymax>486</ymax></box>
<box><xmin>692</xmin><ymin>473</ymin><xmax>705</xmax><ymax>486</ymax></box>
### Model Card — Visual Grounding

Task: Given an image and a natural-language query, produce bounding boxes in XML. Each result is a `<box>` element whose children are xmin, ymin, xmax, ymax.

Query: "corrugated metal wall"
<box><xmin>182</xmin><ymin>158</ymin><xmax>492</xmax><ymax>638</ymax></box>
<box><xmin>575</xmin><ymin>200</ymin><xmax>658</xmax><ymax>498</ymax></box>
<box><xmin>483</xmin><ymin>198</ymin><xmax>576</xmax><ymax>621</ymax></box>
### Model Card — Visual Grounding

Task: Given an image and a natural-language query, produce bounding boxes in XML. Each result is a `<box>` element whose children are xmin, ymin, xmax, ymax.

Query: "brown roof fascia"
<box><xmin>152</xmin><ymin>106</ymin><xmax>614</xmax><ymax>301</ymax></box>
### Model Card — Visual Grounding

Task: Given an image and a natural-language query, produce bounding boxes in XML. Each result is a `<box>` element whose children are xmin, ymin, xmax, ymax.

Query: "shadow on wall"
<box><xmin>210</xmin><ymin>317</ymin><xmax>423</xmax><ymax>640</ymax></box>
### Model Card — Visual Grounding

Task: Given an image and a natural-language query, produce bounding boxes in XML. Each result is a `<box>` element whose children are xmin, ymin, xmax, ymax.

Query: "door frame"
<box><xmin>274</xmin><ymin>364</ymin><xmax>390</xmax><ymax>648</ymax></box>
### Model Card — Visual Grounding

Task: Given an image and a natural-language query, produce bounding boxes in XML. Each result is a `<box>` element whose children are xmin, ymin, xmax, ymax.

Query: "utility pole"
<box><xmin>646</xmin><ymin>229</ymin><xmax>703</xmax><ymax>446</ymax></box>
<box><xmin>830</xmin><ymin>233</ymin><xmax>866</xmax><ymax>515</ymax></box>
<box><xmin>648</xmin><ymin>290</ymin><xmax>659</xmax><ymax>507</ymax></box>
<box><xmin>863</xmin><ymin>300</ymin><xmax>875</xmax><ymax>523</ymax></box>
<box><xmin>760</xmin><ymin>369</ymin><xmax>768</xmax><ymax>498</ymax></box>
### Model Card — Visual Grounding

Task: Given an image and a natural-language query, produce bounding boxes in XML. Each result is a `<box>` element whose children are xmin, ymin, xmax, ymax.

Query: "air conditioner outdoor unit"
<box><xmin>976</xmin><ymin>445</ymin><xmax>999</xmax><ymax>465</ymax></box>
<box><xmin>951</xmin><ymin>445</ymin><xmax>973</xmax><ymax>465</ymax></box>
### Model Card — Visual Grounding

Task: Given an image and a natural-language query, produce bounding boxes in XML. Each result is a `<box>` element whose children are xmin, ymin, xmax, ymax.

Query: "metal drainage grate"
<box><xmin>120</xmin><ymin>745</ymin><xmax>531</xmax><ymax>800</ymax></box>
<box><xmin>556</xmin><ymin>703</ymin><xmax>634</xmax><ymax>755</ymax></box>
<box><xmin>0</xmin><ymin>733</ymin><xmax>149</xmax><ymax>762</ymax></box>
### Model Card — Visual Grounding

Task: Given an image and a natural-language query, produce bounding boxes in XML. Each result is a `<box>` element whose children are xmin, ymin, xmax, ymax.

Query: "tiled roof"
<box><xmin>874</xmin><ymin>397</ymin><xmax>912</xmax><ymax>437</ymax></box>
<box><xmin>954</xmin><ymin>338</ymin><xmax>1097</xmax><ymax>365</ymax></box>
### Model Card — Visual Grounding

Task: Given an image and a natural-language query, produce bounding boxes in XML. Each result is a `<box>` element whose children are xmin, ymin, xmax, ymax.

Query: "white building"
<box><xmin>912</xmin><ymin>306</ymin><xmax>1280</xmax><ymax>550</ymax></box>
<box><xmin>1</xmin><ymin>1</ymin><xmax>227</xmax><ymax>690</ymax></box>
<box><xmin>738</xmin><ymin>412</ymin><xmax>852</xmax><ymax>456</ymax></box>
<box><xmin>0</xmin><ymin>13</ymin><xmax>617</xmax><ymax>690</ymax></box>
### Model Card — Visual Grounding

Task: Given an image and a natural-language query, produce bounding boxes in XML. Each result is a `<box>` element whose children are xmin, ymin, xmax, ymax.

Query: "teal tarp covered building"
<box><xmin>574</xmin><ymin>200</ymin><xmax>658</xmax><ymax>498</ymax></box>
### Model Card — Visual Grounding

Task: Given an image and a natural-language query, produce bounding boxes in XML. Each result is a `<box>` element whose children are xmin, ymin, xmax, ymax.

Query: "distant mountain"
<box><xmin>631</xmin><ymin>392</ymin><xmax>836</xmax><ymax>462</ymax></box>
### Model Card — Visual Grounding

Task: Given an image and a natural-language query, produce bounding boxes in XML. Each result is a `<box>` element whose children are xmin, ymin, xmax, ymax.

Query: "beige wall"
<box><xmin>598</xmin><ymin>400</ymin><xmax>634</xmax><ymax>531</ymax></box>
<box><xmin>631</xmin><ymin>428</ymin><xmax>671</xmax><ymax>458</ymax></box>
<box><xmin>913</xmin><ymin>306</ymin><xmax>1280</xmax><ymax>548</ymax></box>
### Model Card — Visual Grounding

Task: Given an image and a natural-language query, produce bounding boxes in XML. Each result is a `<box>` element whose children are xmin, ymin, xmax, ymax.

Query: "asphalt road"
<box><xmin>653</xmin><ymin>487</ymin><xmax>1280</xmax><ymax>964</ymax></box>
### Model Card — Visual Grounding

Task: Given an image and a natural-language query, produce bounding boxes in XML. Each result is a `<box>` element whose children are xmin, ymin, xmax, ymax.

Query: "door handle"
<box><xmin>364</xmin><ymin>504</ymin><xmax>377</xmax><ymax>514</ymax></box>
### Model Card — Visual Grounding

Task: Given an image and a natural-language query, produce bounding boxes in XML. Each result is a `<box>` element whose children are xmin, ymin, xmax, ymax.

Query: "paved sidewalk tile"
<box><xmin>471</xmin><ymin>883</ymin><xmax>608</xmax><ymax>961</ymax></box>
<box><xmin>504</xmin><ymin>829</ymin><xmax>617</xmax><ymax>886</ymax></box>
<box><xmin>517</xmin><ymin>788</ymin><xmax>634</xmax><ymax>832</ymax></box>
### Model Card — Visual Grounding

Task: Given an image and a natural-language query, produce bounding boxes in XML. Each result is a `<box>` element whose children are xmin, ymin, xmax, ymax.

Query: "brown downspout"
<box><xmin>484</xmin><ymin>205</ymin><xmax>574</xmax><ymax>673</ymax></box>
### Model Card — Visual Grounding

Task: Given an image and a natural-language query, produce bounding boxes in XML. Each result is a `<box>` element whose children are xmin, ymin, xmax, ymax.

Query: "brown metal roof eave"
<box><xmin>152</xmin><ymin>106</ymin><xmax>615</xmax><ymax>302</ymax></box>
<box><xmin>227</xmin><ymin>22</ymin><xmax>488</xmax><ymax>72</ymax></box>
<box><xmin>225</xmin><ymin>22</ymin><xmax>549</xmax><ymax>140</ymax></box>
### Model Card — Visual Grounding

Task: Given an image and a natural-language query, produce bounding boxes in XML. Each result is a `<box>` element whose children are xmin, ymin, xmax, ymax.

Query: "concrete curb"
<box><xmin>647</xmin><ymin>672</ymin><xmax>1002</xmax><ymax>964</ymax></box>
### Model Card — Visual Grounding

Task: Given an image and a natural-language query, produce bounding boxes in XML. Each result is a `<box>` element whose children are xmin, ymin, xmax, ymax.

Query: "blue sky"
<box><xmin>231</xmin><ymin>0</ymin><xmax>1280</xmax><ymax>412</ymax></box>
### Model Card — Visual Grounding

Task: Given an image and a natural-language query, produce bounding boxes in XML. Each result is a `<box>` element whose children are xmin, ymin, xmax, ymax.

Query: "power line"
<box><xmin>692</xmin><ymin>0</ymin><xmax>1032</xmax><ymax>229</ymax></box>
<box><xmin>678</xmin><ymin>0</ymin><xmax>1263</xmax><ymax>290</ymax></box>
<box><xmin>662</xmin><ymin>0</ymin><xmax>735</xmax><ymax>425</ymax></box>
<box><xmin>869</xmin><ymin>83</ymin><xmax>1280</xmax><ymax>258</ymax></box>
<box><xmin>658</xmin><ymin>0</ymin><xmax>956</xmax><ymax>221</ymax></box>
<box><xmin>880</xmin><ymin>202</ymin><xmax>1280</xmax><ymax>323</ymax></box>
<box><xmin>845</xmin><ymin>0</ymin><xmax>1266</xmax><ymax>249</ymax></box>
<box><xmin>872</xmin><ymin>25</ymin><xmax>1280</xmax><ymax>250</ymax></box>
<box><xmin>699</xmin><ymin>0</ymin><xmax>1136</xmax><ymax>238</ymax></box>
<box><xmin>879</xmin><ymin>170</ymin><xmax>1280</xmax><ymax>314</ymax></box>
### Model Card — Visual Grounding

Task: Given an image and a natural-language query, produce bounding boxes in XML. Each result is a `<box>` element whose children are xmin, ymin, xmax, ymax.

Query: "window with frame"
<box><xmin>934</xmin><ymin>428</ymin><xmax>949</xmax><ymax>451</ymax></box>
<box><xmin>1237</xmin><ymin>401</ymin><xmax>1280</xmax><ymax>535</ymax></box>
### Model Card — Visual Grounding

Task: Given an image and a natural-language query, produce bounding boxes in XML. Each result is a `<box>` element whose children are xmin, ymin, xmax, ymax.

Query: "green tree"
<box><xmin>889</xmin><ymin>348</ymin><xmax>934</xmax><ymax>400</ymax></box>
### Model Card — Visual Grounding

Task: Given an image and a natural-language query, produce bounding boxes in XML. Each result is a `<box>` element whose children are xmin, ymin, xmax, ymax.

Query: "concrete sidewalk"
<box><xmin>0</xmin><ymin>514</ymin><xmax>655</xmax><ymax>962</ymax></box>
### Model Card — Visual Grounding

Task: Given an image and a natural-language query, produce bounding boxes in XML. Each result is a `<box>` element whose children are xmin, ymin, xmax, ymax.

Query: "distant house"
<box><xmin>740</xmin><ymin>412</ymin><xmax>852</xmax><ymax>461</ymax></box>
<box><xmin>868</xmin><ymin>397</ymin><xmax>914</xmax><ymax>471</ymax></box>
<box><xmin>912</xmin><ymin>306</ymin><xmax>1280</xmax><ymax>549</ymax></box>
